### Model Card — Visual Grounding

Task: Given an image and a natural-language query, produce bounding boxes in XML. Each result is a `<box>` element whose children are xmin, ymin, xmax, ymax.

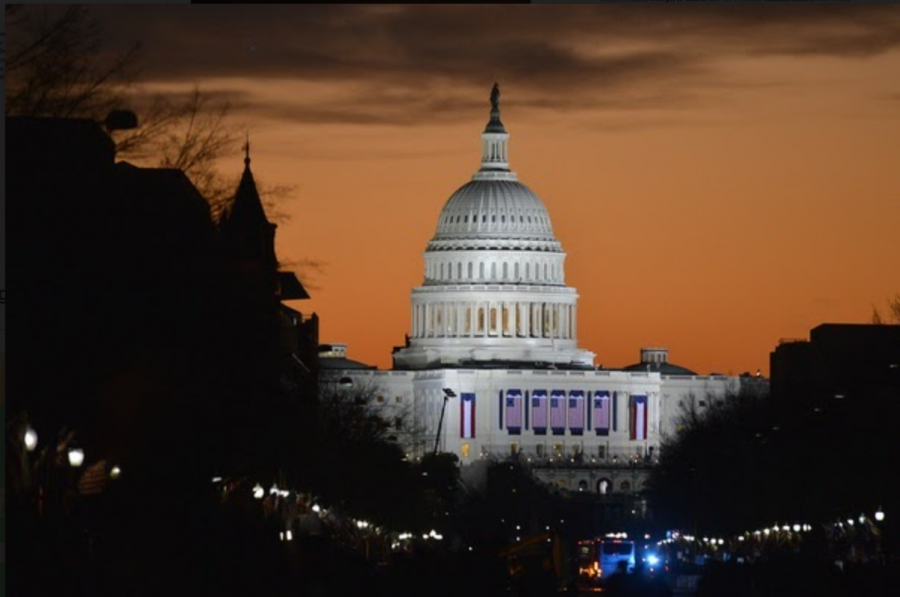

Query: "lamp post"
<box><xmin>433</xmin><ymin>388</ymin><xmax>456</xmax><ymax>456</ymax></box>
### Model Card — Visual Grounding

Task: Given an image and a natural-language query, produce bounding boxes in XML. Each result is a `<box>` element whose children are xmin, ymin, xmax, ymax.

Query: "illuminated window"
<box><xmin>510</xmin><ymin>443</ymin><xmax>518</xmax><ymax>456</ymax></box>
<box><xmin>461</xmin><ymin>443</ymin><xmax>470</xmax><ymax>458</ymax></box>
<box><xmin>478</xmin><ymin>307</ymin><xmax>485</xmax><ymax>332</ymax></box>
<box><xmin>598</xmin><ymin>478</ymin><xmax>611</xmax><ymax>495</ymax></box>
<box><xmin>554</xmin><ymin>443</ymin><xmax>563</xmax><ymax>458</ymax></box>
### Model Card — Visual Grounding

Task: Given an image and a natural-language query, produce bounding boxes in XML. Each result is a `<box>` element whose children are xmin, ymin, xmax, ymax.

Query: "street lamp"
<box><xmin>433</xmin><ymin>388</ymin><xmax>456</xmax><ymax>456</ymax></box>
<box><xmin>67</xmin><ymin>447</ymin><xmax>85</xmax><ymax>468</ymax></box>
<box><xmin>875</xmin><ymin>508</ymin><xmax>885</xmax><ymax>522</ymax></box>
<box><xmin>24</xmin><ymin>426</ymin><xmax>38</xmax><ymax>452</ymax></box>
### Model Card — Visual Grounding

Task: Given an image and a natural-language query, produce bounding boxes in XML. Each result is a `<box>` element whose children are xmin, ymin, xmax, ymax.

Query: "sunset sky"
<box><xmin>96</xmin><ymin>5</ymin><xmax>900</xmax><ymax>374</ymax></box>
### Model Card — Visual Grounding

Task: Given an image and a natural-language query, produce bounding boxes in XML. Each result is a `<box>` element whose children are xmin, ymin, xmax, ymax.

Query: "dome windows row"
<box><xmin>441</xmin><ymin>212</ymin><xmax>550</xmax><ymax>227</ymax></box>
<box><xmin>426</xmin><ymin>257</ymin><xmax>564</xmax><ymax>285</ymax></box>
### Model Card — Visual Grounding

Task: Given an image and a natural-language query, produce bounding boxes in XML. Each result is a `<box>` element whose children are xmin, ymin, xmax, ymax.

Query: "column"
<box><xmin>524</xmin><ymin>302</ymin><xmax>531</xmax><ymax>337</ymax></box>
<box><xmin>571</xmin><ymin>305</ymin><xmax>577</xmax><ymax>340</ymax></box>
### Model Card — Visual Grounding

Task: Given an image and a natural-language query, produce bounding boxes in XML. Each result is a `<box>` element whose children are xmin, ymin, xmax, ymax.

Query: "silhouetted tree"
<box><xmin>871</xmin><ymin>293</ymin><xmax>900</xmax><ymax>324</ymax></box>
<box><xmin>4</xmin><ymin>5</ymin><xmax>295</xmax><ymax>226</ymax></box>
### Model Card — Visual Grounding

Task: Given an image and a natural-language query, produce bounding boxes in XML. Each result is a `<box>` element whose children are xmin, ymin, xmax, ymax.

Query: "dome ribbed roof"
<box><xmin>434</xmin><ymin>180</ymin><xmax>555</xmax><ymax>240</ymax></box>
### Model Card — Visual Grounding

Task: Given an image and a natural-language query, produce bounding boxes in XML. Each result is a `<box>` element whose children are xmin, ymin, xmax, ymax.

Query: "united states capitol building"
<box><xmin>321</xmin><ymin>86</ymin><xmax>766</xmax><ymax>495</ymax></box>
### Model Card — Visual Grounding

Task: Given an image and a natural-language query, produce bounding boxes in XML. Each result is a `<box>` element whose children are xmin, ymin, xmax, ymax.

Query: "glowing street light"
<box><xmin>875</xmin><ymin>509</ymin><xmax>885</xmax><ymax>522</ymax></box>
<box><xmin>253</xmin><ymin>484</ymin><xmax>265</xmax><ymax>499</ymax></box>
<box><xmin>24</xmin><ymin>426</ymin><xmax>38</xmax><ymax>452</ymax></box>
<box><xmin>110</xmin><ymin>466</ymin><xmax>122</xmax><ymax>480</ymax></box>
<box><xmin>67</xmin><ymin>447</ymin><xmax>85</xmax><ymax>468</ymax></box>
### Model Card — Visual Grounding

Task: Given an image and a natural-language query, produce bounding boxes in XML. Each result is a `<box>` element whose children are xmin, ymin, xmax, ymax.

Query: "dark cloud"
<box><xmin>89</xmin><ymin>5</ymin><xmax>900</xmax><ymax>126</ymax></box>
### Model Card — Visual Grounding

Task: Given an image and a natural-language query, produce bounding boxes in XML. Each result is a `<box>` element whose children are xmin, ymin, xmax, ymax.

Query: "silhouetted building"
<box><xmin>9</xmin><ymin>114</ymin><xmax>318</xmax><ymax>487</ymax></box>
<box><xmin>770</xmin><ymin>323</ymin><xmax>900</xmax><ymax>403</ymax></box>
<box><xmin>219</xmin><ymin>143</ymin><xmax>319</xmax><ymax>406</ymax></box>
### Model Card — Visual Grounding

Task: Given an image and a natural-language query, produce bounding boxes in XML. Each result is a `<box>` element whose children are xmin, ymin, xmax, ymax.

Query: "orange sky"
<box><xmin>100</xmin><ymin>6</ymin><xmax>900</xmax><ymax>374</ymax></box>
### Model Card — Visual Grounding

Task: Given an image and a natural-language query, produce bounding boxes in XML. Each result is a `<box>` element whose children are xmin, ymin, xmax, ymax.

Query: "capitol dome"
<box><xmin>433</xmin><ymin>180</ymin><xmax>556</xmax><ymax>241</ymax></box>
<box><xmin>393</xmin><ymin>84</ymin><xmax>595</xmax><ymax>370</ymax></box>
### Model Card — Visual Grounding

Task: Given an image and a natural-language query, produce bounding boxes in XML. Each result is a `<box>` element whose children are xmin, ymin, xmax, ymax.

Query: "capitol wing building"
<box><xmin>322</xmin><ymin>87</ymin><xmax>764</xmax><ymax>491</ymax></box>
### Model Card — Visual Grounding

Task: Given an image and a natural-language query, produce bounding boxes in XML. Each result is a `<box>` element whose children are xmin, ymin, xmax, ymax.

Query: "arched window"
<box><xmin>526</xmin><ymin>263</ymin><xmax>531</xmax><ymax>280</ymax></box>
<box><xmin>490</xmin><ymin>307</ymin><xmax>498</xmax><ymax>333</ymax></box>
<box><xmin>502</xmin><ymin>262</ymin><xmax>508</xmax><ymax>280</ymax></box>
<box><xmin>477</xmin><ymin>307</ymin><xmax>485</xmax><ymax>332</ymax></box>
<box><xmin>468</xmin><ymin>262</ymin><xmax>473</xmax><ymax>279</ymax></box>
<box><xmin>440</xmin><ymin>263</ymin><xmax>444</xmax><ymax>279</ymax></box>
<box><xmin>457</xmin><ymin>262</ymin><xmax>462</xmax><ymax>279</ymax></box>
<box><xmin>515</xmin><ymin>262</ymin><xmax>520</xmax><ymax>280</ymax></box>
<box><xmin>491</xmin><ymin>262</ymin><xmax>497</xmax><ymax>280</ymax></box>
<box><xmin>479</xmin><ymin>262</ymin><xmax>485</xmax><ymax>280</ymax></box>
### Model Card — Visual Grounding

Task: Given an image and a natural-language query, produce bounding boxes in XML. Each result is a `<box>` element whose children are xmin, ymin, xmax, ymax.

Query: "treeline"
<box><xmin>646</xmin><ymin>381</ymin><xmax>898</xmax><ymax>539</ymax></box>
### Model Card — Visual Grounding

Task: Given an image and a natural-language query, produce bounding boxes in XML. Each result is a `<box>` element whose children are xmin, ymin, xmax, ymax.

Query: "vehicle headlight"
<box><xmin>647</xmin><ymin>554</ymin><xmax>660</xmax><ymax>566</ymax></box>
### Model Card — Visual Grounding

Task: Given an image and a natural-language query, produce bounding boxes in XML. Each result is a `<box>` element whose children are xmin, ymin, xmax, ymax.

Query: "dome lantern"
<box><xmin>477</xmin><ymin>83</ymin><xmax>513</xmax><ymax>177</ymax></box>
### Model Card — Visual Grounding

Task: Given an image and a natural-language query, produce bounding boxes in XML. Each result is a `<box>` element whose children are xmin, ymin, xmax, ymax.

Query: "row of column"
<box><xmin>411</xmin><ymin>300</ymin><xmax>576</xmax><ymax>340</ymax></box>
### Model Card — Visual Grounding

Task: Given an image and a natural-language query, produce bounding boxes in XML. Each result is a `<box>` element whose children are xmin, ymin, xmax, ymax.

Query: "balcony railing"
<box><xmin>474</xmin><ymin>445</ymin><xmax>659</xmax><ymax>468</ymax></box>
